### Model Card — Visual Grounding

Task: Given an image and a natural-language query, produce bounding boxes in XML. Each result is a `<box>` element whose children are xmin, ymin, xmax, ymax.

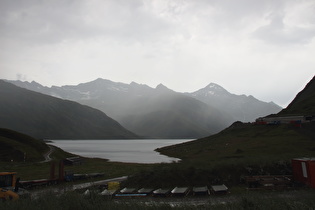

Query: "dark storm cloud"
<box><xmin>253</xmin><ymin>12</ymin><xmax>315</xmax><ymax>45</ymax></box>
<box><xmin>1</xmin><ymin>0</ymin><xmax>314</xmax><ymax>45</ymax></box>
<box><xmin>0</xmin><ymin>0</ymin><xmax>314</xmax><ymax>107</ymax></box>
<box><xmin>0</xmin><ymin>1</ymin><xmax>112</xmax><ymax>44</ymax></box>
<box><xmin>0</xmin><ymin>0</ymin><xmax>175</xmax><ymax>44</ymax></box>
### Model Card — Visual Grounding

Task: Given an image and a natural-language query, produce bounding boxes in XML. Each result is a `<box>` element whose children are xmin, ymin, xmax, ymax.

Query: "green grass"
<box><xmin>0</xmin><ymin>154</ymin><xmax>153</xmax><ymax>182</ymax></box>
<box><xmin>0</xmin><ymin>128</ymin><xmax>49</xmax><ymax>162</ymax></box>
<box><xmin>158</xmin><ymin>123</ymin><xmax>315</xmax><ymax>166</ymax></box>
<box><xmin>1</xmin><ymin>188</ymin><xmax>314</xmax><ymax>210</ymax></box>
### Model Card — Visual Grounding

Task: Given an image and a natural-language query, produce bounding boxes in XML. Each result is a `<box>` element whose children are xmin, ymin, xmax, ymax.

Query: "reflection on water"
<box><xmin>49</xmin><ymin>139</ymin><xmax>193</xmax><ymax>164</ymax></box>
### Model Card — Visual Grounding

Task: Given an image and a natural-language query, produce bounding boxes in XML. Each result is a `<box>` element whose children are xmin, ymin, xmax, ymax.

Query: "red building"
<box><xmin>292</xmin><ymin>158</ymin><xmax>315</xmax><ymax>188</ymax></box>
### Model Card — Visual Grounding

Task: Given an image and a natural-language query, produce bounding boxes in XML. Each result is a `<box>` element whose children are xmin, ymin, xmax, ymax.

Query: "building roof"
<box><xmin>211</xmin><ymin>184</ymin><xmax>228</xmax><ymax>192</ymax></box>
<box><xmin>171</xmin><ymin>187</ymin><xmax>189</xmax><ymax>194</ymax></box>
<box><xmin>138</xmin><ymin>188</ymin><xmax>154</xmax><ymax>194</ymax></box>
<box><xmin>120</xmin><ymin>187</ymin><xmax>136</xmax><ymax>194</ymax></box>
<box><xmin>193</xmin><ymin>186</ymin><xmax>209</xmax><ymax>193</ymax></box>
<box><xmin>153</xmin><ymin>188</ymin><xmax>170</xmax><ymax>194</ymax></box>
<box><xmin>293</xmin><ymin>157</ymin><xmax>315</xmax><ymax>161</ymax></box>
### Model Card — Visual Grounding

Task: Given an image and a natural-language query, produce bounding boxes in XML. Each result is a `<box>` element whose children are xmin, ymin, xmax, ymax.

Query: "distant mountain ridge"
<box><xmin>188</xmin><ymin>83</ymin><xmax>282</xmax><ymax>122</ymax></box>
<box><xmin>8</xmin><ymin>78</ymin><xmax>282</xmax><ymax>138</ymax></box>
<box><xmin>0</xmin><ymin>80</ymin><xmax>139</xmax><ymax>139</ymax></box>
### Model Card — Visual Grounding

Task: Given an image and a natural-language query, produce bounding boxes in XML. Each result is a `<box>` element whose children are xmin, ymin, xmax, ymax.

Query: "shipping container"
<box><xmin>292</xmin><ymin>158</ymin><xmax>315</xmax><ymax>188</ymax></box>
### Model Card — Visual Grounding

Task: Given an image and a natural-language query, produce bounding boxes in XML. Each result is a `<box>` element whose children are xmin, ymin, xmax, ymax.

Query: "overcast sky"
<box><xmin>1</xmin><ymin>0</ymin><xmax>314</xmax><ymax>107</ymax></box>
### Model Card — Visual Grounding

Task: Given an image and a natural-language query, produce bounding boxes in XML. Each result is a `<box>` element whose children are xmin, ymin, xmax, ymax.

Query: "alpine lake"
<box><xmin>49</xmin><ymin>139</ymin><xmax>193</xmax><ymax>164</ymax></box>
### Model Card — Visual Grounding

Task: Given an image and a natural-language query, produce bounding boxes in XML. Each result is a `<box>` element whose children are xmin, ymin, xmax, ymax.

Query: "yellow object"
<box><xmin>0</xmin><ymin>172</ymin><xmax>19</xmax><ymax>201</ymax></box>
<box><xmin>107</xmin><ymin>182</ymin><xmax>120</xmax><ymax>191</ymax></box>
<box><xmin>0</xmin><ymin>188</ymin><xmax>19</xmax><ymax>201</ymax></box>
<box><xmin>0</xmin><ymin>172</ymin><xmax>17</xmax><ymax>188</ymax></box>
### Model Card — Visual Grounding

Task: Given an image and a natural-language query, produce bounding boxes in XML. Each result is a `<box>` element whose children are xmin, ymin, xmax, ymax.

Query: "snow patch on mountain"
<box><xmin>191</xmin><ymin>82</ymin><xmax>229</xmax><ymax>97</ymax></box>
<box><xmin>108</xmin><ymin>86</ymin><xmax>128</xmax><ymax>92</ymax></box>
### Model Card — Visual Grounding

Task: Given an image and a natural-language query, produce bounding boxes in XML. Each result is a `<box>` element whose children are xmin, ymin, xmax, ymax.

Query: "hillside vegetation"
<box><xmin>0</xmin><ymin>128</ymin><xmax>49</xmax><ymax>162</ymax></box>
<box><xmin>158</xmin><ymin>122</ymin><xmax>315</xmax><ymax>166</ymax></box>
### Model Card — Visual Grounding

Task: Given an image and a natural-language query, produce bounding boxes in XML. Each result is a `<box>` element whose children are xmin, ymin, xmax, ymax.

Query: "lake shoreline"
<box><xmin>49</xmin><ymin>139</ymin><xmax>193</xmax><ymax>164</ymax></box>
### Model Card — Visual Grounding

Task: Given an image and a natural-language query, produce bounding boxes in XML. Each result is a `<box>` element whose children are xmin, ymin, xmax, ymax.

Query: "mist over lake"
<box><xmin>49</xmin><ymin>139</ymin><xmax>193</xmax><ymax>164</ymax></box>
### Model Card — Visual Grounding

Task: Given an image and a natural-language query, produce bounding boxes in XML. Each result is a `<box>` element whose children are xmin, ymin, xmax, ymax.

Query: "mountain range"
<box><xmin>138</xmin><ymin>75</ymin><xmax>315</xmax><ymax>190</ymax></box>
<box><xmin>8</xmin><ymin>78</ymin><xmax>282</xmax><ymax>138</ymax></box>
<box><xmin>0</xmin><ymin>80</ymin><xmax>139</xmax><ymax>139</ymax></box>
<box><xmin>188</xmin><ymin>83</ymin><xmax>281</xmax><ymax>122</ymax></box>
<box><xmin>157</xmin><ymin>75</ymin><xmax>315</xmax><ymax>173</ymax></box>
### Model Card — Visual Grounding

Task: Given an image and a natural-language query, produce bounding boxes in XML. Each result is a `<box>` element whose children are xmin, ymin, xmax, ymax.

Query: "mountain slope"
<box><xmin>158</xmin><ymin>122</ymin><xmax>315</xmax><ymax>165</ymax></box>
<box><xmin>279</xmin><ymin>75</ymin><xmax>315</xmax><ymax>115</ymax></box>
<box><xmin>0</xmin><ymin>80</ymin><xmax>139</xmax><ymax>139</ymax></box>
<box><xmin>158</xmin><ymin>76</ymin><xmax>315</xmax><ymax>166</ymax></box>
<box><xmin>0</xmin><ymin>128</ymin><xmax>49</xmax><ymax>162</ymax></box>
<box><xmin>9</xmin><ymin>79</ymin><xmax>234</xmax><ymax>138</ymax></box>
<box><xmin>8</xmin><ymin>78</ymin><xmax>282</xmax><ymax>138</ymax></box>
<box><xmin>188</xmin><ymin>83</ymin><xmax>282</xmax><ymax>122</ymax></box>
<box><xmin>119</xmin><ymin>90</ymin><xmax>232</xmax><ymax>138</ymax></box>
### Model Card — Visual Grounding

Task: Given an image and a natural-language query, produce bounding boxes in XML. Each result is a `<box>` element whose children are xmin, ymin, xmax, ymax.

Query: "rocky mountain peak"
<box><xmin>205</xmin><ymin>83</ymin><xmax>228</xmax><ymax>92</ymax></box>
<box><xmin>155</xmin><ymin>84</ymin><xmax>175</xmax><ymax>95</ymax></box>
<box><xmin>192</xmin><ymin>82</ymin><xmax>229</xmax><ymax>97</ymax></box>
<box><xmin>206</xmin><ymin>82</ymin><xmax>223</xmax><ymax>89</ymax></box>
<box><xmin>156</xmin><ymin>83</ymin><xmax>169</xmax><ymax>90</ymax></box>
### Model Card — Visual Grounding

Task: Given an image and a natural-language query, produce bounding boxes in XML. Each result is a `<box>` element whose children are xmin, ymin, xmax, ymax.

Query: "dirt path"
<box><xmin>41</xmin><ymin>145</ymin><xmax>54</xmax><ymax>163</ymax></box>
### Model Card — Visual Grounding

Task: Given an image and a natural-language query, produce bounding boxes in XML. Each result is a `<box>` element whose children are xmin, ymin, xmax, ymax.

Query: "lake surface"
<box><xmin>49</xmin><ymin>139</ymin><xmax>193</xmax><ymax>164</ymax></box>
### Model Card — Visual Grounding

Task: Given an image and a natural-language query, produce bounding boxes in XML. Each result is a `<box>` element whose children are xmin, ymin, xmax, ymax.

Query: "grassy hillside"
<box><xmin>0</xmin><ymin>128</ymin><xmax>49</xmax><ymax>162</ymax></box>
<box><xmin>158</xmin><ymin>122</ymin><xmax>315</xmax><ymax>166</ymax></box>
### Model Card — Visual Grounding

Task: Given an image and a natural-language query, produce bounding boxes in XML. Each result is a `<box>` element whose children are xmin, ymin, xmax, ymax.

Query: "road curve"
<box><xmin>41</xmin><ymin>145</ymin><xmax>54</xmax><ymax>163</ymax></box>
